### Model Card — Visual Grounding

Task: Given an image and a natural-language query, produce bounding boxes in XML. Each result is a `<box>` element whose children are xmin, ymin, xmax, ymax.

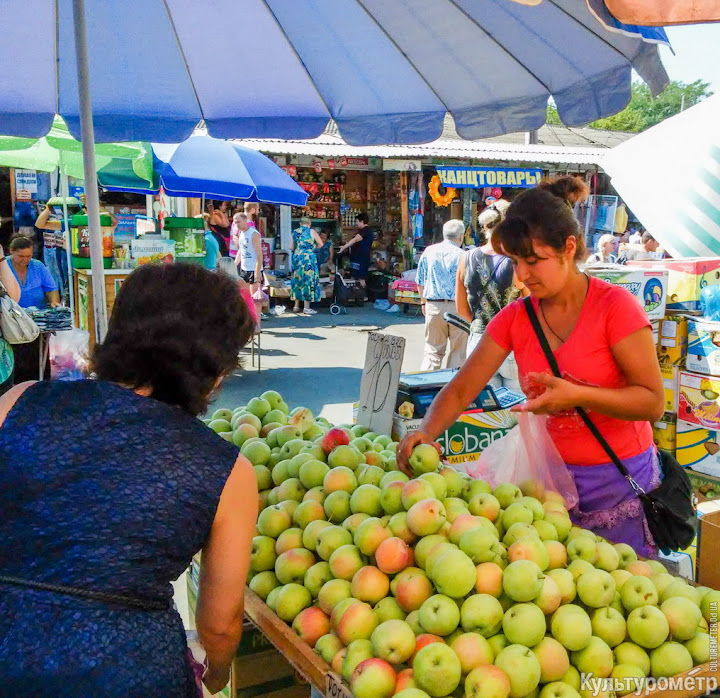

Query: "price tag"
<box><xmin>357</xmin><ymin>332</ymin><xmax>406</xmax><ymax>434</ymax></box>
<box><xmin>326</xmin><ymin>671</ymin><xmax>354</xmax><ymax>698</ymax></box>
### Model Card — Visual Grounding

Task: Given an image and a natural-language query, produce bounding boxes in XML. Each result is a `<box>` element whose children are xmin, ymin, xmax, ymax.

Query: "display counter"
<box><xmin>72</xmin><ymin>268</ymin><xmax>132</xmax><ymax>348</ymax></box>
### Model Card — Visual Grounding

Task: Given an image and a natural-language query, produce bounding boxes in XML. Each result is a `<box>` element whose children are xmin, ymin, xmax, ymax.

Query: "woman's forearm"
<box><xmin>197</xmin><ymin>609</ymin><xmax>244</xmax><ymax>684</ymax></box>
<box><xmin>419</xmin><ymin>384</ymin><xmax>470</xmax><ymax>439</ymax></box>
<box><xmin>574</xmin><ymin>384</ymin><xmax>664</xmax><ymax>424</ymax></box>
<box><xmin>0</xmin><ymin>259</ymin><xmax>20</xmax><ymax>302</ymax></box>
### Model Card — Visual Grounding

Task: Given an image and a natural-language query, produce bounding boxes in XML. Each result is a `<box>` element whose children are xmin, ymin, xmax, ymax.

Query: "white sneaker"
<box><xmin>303</xmin><ymin>308</ymin><xmax>317</xmax><ymax>315</ymax></box>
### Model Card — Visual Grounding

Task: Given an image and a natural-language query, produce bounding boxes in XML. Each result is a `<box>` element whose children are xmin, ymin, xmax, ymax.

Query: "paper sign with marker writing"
<box><xmin>358</xmin><ymin>333</ymin><xmax>406</xmax><ymax>434</ymax></box>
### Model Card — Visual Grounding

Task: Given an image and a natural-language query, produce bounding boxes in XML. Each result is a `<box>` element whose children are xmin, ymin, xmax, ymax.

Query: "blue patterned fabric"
<box><xmin>0</xmin><ymin>380</ymin><xmax>239</xmax><ymax>697</ymax></box>
<box><xmin>0</xmin><ymin>338</ymin><xmax>13</xmax><ymax>384</ymax></box>
<box><xmin>291</xmin><ymin>227</ymin><xmax>321</xmax><ymax>302</ymax></box>
<box><xmin>416</xmin><ymin>240</ymin><xmax>464</xmax><ymax>301</ymax></box>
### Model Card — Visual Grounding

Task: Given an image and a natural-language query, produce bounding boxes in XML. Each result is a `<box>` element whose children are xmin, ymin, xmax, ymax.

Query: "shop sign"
<box><xmin>436</xmin><ymin>166</ymin><xmax>542</xmax><ymax>189</ymax></box>
<box><xmin>383</xmin><ymin>159</ymin><xmax>423</xmax><ymax>172</ymax></box>
<box><xmin>14</xmin><ymin>169</ymin><xmax>37</xmax><ymax>193</ymax></box>
<box><xmin>288</xmin><ymin>155</ymin><xmax>378</xmax><ymax>170</ymax></box>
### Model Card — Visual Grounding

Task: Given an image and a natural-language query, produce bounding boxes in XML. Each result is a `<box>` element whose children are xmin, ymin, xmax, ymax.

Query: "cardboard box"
<box><xmin>130</xmin><ymin>238</ymin><xmax>175</xmax><ymax>265</ymax></box>
<box><xmin>233</xmin><ymin>651</ymin><xmax>309</xmax><ymax>698</ymax></box>
<box><xmin>657</xmin><ymin>314</ymin><xmax>689</xmax><ymax>367</ymax></box>
<box><xmin>696</xmin><ymin>509</ymin><xmax>720</xmax><ymax>589</ymax></box>
<box><xmin>393</xmin><ymin>408</ymin><xmax>519</xmax><ymax>465</ymax></box>
<box><xmin>657</xmin><ymin>550</ymin><xmax>694</xmax><ymax>581</ymax></box>
<box><xmin>687</xmin><ymin>469</ymin><xmax>720</xmax><ymax>501</ymax></box>
<box><xmin>585</xmin><ymin>265</ymin><xmax>668</xmax><ymax>321</ymax></box>
<box><xmin>676</xmin><ymin>418</ymin><xmax>720</xmax><ymax>477</ymax></box>
<box><xmin>652</xmin><ymin>412</ymin><xmax>676</xmax><ymax>456</ymax></box>
<box><xmin>677</xmin><ymin>371</ymin><xmax>720</xmax><ymax>430</ymax></box>
<box><xmin>660</xmin><ymin>365</ymin><xmax>680</xmax><ymax>414</ymax></box>
<box><xmin>629</xmin><ymin>257</ymin><xmax>720</xmax><ymax>312</ymax></box>
<box><xmin>686</xmin><ymin>317</ymin><xmax>720</xmax><ymax>376</ymax></box>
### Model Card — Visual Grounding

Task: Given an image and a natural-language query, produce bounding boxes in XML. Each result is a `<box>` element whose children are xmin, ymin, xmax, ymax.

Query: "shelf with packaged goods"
<box><xmin>292</xmin><ymin>217</ymin><xmax>339</xmax><ymax>222</ymax></box>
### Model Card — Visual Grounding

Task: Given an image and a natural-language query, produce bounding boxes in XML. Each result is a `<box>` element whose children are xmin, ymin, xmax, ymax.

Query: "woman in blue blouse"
<box><xmin>0</xmin><ymin>243</ymin><xmax>21</xmax><ymax>394</ymax></box>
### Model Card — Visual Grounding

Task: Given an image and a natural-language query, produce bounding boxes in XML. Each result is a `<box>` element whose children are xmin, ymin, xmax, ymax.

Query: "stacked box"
<box><xmin>656</xmin><ymin>314</ymin><xmax>689</xmax><ymax>367</ymax></box>
<box><xmin>686</xmin><ymin>317</ymin><xmax>720</xmax><ymax>376</ymax></box>
<box><xmin>652</xmin><ymin>412</ymin><xmax>677</xmax><ymax>458</ymax></box>
<box><xmin>585</xmin><ymin>264</ymin><xmax>668</xmax><ymax>320</ymax></box>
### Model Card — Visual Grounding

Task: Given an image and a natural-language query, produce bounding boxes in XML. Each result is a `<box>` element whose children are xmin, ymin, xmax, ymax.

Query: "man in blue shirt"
<box><xmin>8</xmin><ymin>237</ymin><xmax>60</xmax><ymax>309</ymax></box>
<box><xmin>416</xmin><ymin>219</ymin><xmax>467</xmax><ymax>370</ymax></box>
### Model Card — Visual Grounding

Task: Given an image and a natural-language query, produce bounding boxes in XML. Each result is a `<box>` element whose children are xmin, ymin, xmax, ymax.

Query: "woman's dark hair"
<box><xmin>9</xmin><ymin>236</ymin><xmax>33</xmax><ymax>252</ymax></box>
<box><xmin>92</xmin><ymin>264</ymin><xmax>254</xmax><ymax>415</ymax></box>
<box><xmin>357</xmin><ymin>213</ymin><xmax>369</xmax><ymax>224</ymax></box>
<box><xmin>493</xmin><ymin>176</ymin><xmax>590</xmax><ymax>262</ymax></box>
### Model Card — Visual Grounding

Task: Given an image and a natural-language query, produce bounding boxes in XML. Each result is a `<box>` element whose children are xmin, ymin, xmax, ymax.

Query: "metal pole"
<box><xmin>72</xmin><ymin>0</ymin><xmax>108</xmax><ymax>342</ymax></box>
<box><xmin>60</xmin><ymin>170</ymin><xmax>75</xmax><ymax>320</ymax></box>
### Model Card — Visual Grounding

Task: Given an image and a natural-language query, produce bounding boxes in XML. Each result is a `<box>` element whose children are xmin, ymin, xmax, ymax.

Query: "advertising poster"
<box><xmin>77</xmin><ymin>275</ymin><xmax>88</xmax><ymax>332</ymax></box>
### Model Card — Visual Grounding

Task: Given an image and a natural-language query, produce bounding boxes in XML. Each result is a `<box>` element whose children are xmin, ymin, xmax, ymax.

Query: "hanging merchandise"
<box><xmin>428</xmin><ymin>175</ymin><xmax>455</xmax><ymax>207</ymax></box>
<box><xmin>412</xmin><ymin>171</ymin><xmax>424</xmax><ymax>240</ymax></box>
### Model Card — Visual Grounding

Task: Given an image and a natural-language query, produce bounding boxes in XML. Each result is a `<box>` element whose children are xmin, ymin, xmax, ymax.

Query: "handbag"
<box><xmin>523</xmin><ymin>297</ymin><xmax>697</xmax><ymax>553</ymax></box>
<box><xmin>0</xmin><ymin>284</ymin><xmax>40</xmax><ymax>344</ymax></box>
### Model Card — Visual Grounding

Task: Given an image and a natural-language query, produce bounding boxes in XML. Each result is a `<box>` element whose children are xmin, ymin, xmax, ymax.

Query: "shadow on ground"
<box><xmin>213</xmin><ymin>366</ymin><xmax>364</xmax><ymax>420</ymax></box>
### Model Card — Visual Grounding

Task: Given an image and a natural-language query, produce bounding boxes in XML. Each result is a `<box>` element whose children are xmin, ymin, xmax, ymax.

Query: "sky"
<box><xmin>660</xmin><ymin>24</ymin><xmax>720</xmax><ymax>92</ymax></box>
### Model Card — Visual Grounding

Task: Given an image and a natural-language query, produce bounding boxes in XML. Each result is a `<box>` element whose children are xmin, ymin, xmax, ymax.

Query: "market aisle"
<box><xmin>216</xmin><ymin>306</ymin><xmax>426</xmax><ymax>423</ymax></box>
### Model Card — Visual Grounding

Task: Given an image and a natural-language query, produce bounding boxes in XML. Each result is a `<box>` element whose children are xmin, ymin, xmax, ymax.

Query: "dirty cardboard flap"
<box><xmin>697</xmin><ymin>509</ymin><xmax>720</xmax><ymax>589</ymax></box>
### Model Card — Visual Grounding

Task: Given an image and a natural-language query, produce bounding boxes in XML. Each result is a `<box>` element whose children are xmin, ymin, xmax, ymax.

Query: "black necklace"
<box><xmin>538</xmin><ymin>274</ymin><xmax>590</xmax><ymax>345</ymax></box>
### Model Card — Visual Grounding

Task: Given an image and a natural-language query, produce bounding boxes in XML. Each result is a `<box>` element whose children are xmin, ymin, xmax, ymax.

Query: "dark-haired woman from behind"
<box><xmin>398</xmin><ymin>177</ymin><xmax>664</xmax><ymax>557</ymax></box>
<box><xmin>0</xmin><ymin>263</ymin><xmax>258</xmax><ymax>696</ymax></box>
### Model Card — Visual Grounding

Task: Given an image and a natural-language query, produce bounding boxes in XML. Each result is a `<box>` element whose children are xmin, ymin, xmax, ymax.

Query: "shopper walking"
<box><xmin>585</xmin><ymin>233</ymin><xmax>617</xmax><ymax>265</ymax></box>
<box><xmin>417</xmin><ymin>219</ymin><xmax>467</xmax><ymax>370</ymax></box>
<box><xmin>290</xmin><ymin>216</ymin><xmax>322</xmax><ymax>315</ymax></box>
<box><xmin>398</xmin><ymin>177</ymin><xmax>664</xmax><ymax>557</ymax></box>
<box><xmin>0</xmin><ymin>263</ymin><xmax>257</xmax><ymax>697</ymax></box>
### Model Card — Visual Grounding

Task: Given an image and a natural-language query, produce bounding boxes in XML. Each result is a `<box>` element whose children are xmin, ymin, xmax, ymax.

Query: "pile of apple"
<box><xmin>205</xmin><ymin>393</ymin><xmax>718</xmax><ymax>698</ymax></box>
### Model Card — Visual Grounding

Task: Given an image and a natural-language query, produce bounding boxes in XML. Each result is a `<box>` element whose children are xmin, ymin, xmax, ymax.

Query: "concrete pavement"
<box><xmin>213</xmin><ymin>304</ymin><xmax>429</xmax><ymax>423</ymax></box>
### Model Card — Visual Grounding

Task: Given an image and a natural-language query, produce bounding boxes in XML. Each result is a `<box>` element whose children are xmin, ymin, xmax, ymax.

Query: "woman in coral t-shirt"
<box><xmin>399</xmin><ymin>177</ymin><xmax>664</xmax><ymax>557</ymax></box>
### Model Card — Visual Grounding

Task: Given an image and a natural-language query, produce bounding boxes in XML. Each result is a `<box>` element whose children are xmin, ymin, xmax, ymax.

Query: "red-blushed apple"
<box><xmin>352</xmin><ymin>659</ymin><xmax>397</xmax><ymax>698</ymax></box>
<box><xmin>331</xmin><ymin>597</ymin><xmax>361</xmax><ymax>629</ymax></box>
<box><xmin>508</xmin><ymin>535</ymin><xmax>550</xmax><ymax>570</ymax></box>
<box><xmin>661</xmin><ymin>597</ymin><xmax>703</xmax><ymax>642</ymax></box>
<box><xmin>292</xmin><ymin>500</ymin><xmax>326</xmax><ymax>530</ymax></box>
<box><xmin>331</xmin><ymin>648</ymin><xmax>346</xmax><ymax>674</ymax></box>
<box><xmin>337</xmin><ymin>601</ymin><xmax>380</xmax><ymax>645</ymax></box>
<box><xmin>625</xmin><ymin>560</ymin><xmax>653</xmax><ymax>577</ymax></box>
<box><xmin>475</xmin><ymin>562</ymin><xmax>504</xmax><ymax>598</ymax></box>
<box><xmin>376</xmin><ymin>537</ymin><xmax>411</xmax><ymax>574</ymax></box>
<box><xmin>354</xmin><ymin>517</ymin><xmax>392</xmax><ymax>556</ymax></box>
<box><xmin>532</xmin><ymin>637</ymin><xmax>570</xmax><ymax>683</ymax></box>
<box><xmin>371</xmin><ymin>619</ymin><xmax>417</xmax><ymax>664</ymax></box>
<box><xmin>468</xmin><ymin>493</ymin><xmax>501</xmax><ymax>522</ymax></box>
<box><xmin>533</xmin><ymin>575</ymin><xmax>562</xmax><ymax>615</ymax></box>
<box><xmin>292</xmin><ymin>606</ymin><xmax>331</xmax><ymax>648</ymax></box>
<box><xmin>395</xmin><ymin>568</ymin><xmax>434</xmax><ymax>612</ymax></box>
<box><xmin>493</xmin><ymin>644</ymin><xmax>541</xmax><ymax>698</ymax></box>
<box><xmin>407</xmin><ymin>498</ymin><xmax>447</xmax><ymax>537</ymax></box>
<box><xmin>389</xmin><ymin>511</ymin><xmax>419</xmax><ymax>545</ymax></box>
<box><xmin>544</xmin><ymin>540</ymin><xmax>568</xmax><ymax>570</ymax></box>
<box><xmin>402</xmin><ymin>479</ymin><xmax>437</xmax><ymax>510</ymax></box>
<box><xmin>464</xmin><ymin>664</ymin><xmax>511</xmax><ymax>698</ymax></box>
<box><xmin>411</xmin><ymin>634</ymin><xmax>446</xmax><ymax>663</ymax></box>
<box><xmin>450</xmin><ymin>632</ymin><xmax>494</xmax><ymax>675</ymax></box>
<box><xmin>275</xmin><ymin>548</ymin><xmax>315</xmax><ymax>585</ymax></box>
<box><xmin>413</xmin><ymin>643</ymin><xmax>462</xmax><ymax>697</ymax></box>
<box><xmin>275</xmin><ymin>528</ymin><xmax>304</xmax><ymax>555</ymax></box>
<box><xmin>449</xmin><ymin>514</ymin><xmax>485</xmax><ymax>544</ymax></box>
<box><xmin>322</xmin><ymin>427</ymin><xmax>351</xmax><ymax>454</ymax></box>
<box><xmin>329</xmin><ymin>544</ymin><xmax>366</xmax><ymax>581</ymax></box>
<box><xmin>351</xmin><ymin>565</ymin><xmax>390</xmax><ymax>605</ymax></box>
<box><xmin>395</xmin><ymin>668</ymin><xmax>417</xmax><ymax>693</ymax></box>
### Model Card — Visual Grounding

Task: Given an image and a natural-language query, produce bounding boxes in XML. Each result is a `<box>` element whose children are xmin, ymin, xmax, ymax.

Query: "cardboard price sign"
<box><xmin>326</xmin><ymin>672</ymin><xmax>353</xmax><ymax>698</ymax></box>
<box><xmin>358</xmin><ymin>333</ymin><xmax>406</xmax><ymax>434</ymax></box>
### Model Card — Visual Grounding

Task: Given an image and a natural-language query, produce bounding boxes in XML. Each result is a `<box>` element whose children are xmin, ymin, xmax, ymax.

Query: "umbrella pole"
<box><xmin>72</xmin><ymin>0</ymin><xmax>108</xmax><ymax>342</ymax></box>
<box><xmin>60</xmin><ymin>169</ymin><xmax>76</xmax><ymax>320</ymax></box>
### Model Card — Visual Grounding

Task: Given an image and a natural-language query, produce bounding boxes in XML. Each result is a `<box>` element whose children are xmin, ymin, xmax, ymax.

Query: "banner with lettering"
<box><xmin>436</xmin><ymin>166</ymin><xmax>543</xmax><ymax>189</ymax></box>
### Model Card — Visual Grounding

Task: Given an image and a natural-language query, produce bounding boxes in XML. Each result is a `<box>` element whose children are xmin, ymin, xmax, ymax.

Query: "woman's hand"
<box><xmin>396</xmin><ymin>431</ymin><xmax>440</xmax><ymax>476</ymax></box>
<box><xmin>511</xmin><ymin>372</ymin><xmax>580</xmax><ymax>415</ymax></box>
<box><xmin>203</xmin><ymin>666</ymin><xmax>230</xmax><ymax>695</ymax></box>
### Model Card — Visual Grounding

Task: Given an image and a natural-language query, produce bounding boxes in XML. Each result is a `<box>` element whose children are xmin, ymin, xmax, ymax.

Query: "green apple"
<box><xmin>661</xmin><ymin>596</ymin><xmax>703</xmax><ymax>641</ymax></box>
<box><xmin>250</xmin><ymin>535</ymin><xmax>277</xmax><ymax>572</ymax></box>
<box><xmin>241</xmin><ymin>439</ymin><xmax>272</xmax><ymax>466</ymax></box>
<box><xmin>502</xmin><ymin>603</ymin><xmax>546</xmax><ymax>647</ymax></box>
<box><xmin>626</xmin><ymin>606</ymin><xmax>670</xmax><ymax>649</ymax></box>
<box><xmin>533</xmin><ymin>520</ymin><xmax>559</xmax><ymax>541</ymax></box>
<box><xmin>418</xmin><ymin>472</ymin><xmax>448</xmax><ymax>500</ymax></box>
<box><xmin>413</xmin><ymin>643</ymin><xmax>462</xmax><ymax>697</ymax></box>
<box><xmin>350</xmin><ymin>484</ymin><xmax>384</xmax><ymax>517</ymax></box>
<box><xmin>260</xmin><ymin>390</ymin><xmax>284</xmax><ymax>410</ymax></box>
<box><xmin>358</xmin><ymin>464</ymin><xmax>385</xmax><ymax>487</ymax></box>
<box><xmin>661</xmin><ymin>579</ymin><xmax>700</xmax><ymax>605</ymax></box>
<box><xmin>649</xmin><ymin>642</ymin><xmax>693</xmax><ymax>678</ymax></box>
<box><xmin>502</xmin><ymin>503</ymin><xmax>534</xmax><ymax>530</ymax></box>
<box><xmin>494</xmin><ymin>644</ymin><xmax>541</xmax><ymax>698</ymax></box>
<box><xmin>591</xmin><ymin>607</ymin><xmax>627</xmax><ymax>648</ymax></box>
<box><xmin>254</xmin><ymin>464</ymin><xmax>272</xmax><ymax>490</ymax></box>
<box><xmin>275</xmin><ymin>548</ymin><xmax>315</xmax><ymax>585</ymax></box>
<box><xmin>329</xmin><ymin>445</ymin><xmax>365</xmax><ymax>470</ymax></box>
<box><xmin>315</xmin><ymin>633</ymin><xmax>344</xmax><ymax>664</ymax></box>
<box><xmin>438</xmin><ymin>467</ymin><xmax>464</xmax><ymax>498</ymax></box>
<box><xmin>547</xmin><ymin>568</ymin><xmax>577</xmax><ymax>605</ymax></box>
<box><xmin>208</xmin><ymin>418</ymin><xmax>232</xmax><ymax>433</ymax></box>
<box><xmin>613</xmin><ymin>642</ymin><xmax>650</xmax><ymax>677</ymax></box>
<box><xmin>249</xmin><ymin>570</ymin><xmax>280</xmax><ymax>600</ymax></box>
<box><xmin>566</xmin><ymin>537</ymin><xmax>598</xmax><ymax>564</ymax></box>
<box><xmin>374</xmin><ymin>597</ymin><xmax>407</xmax><ymax>623</ymax></box>
<box><xmin>344</xmin><ymin>512</ymin><xmax>372</xmax><ymax>537</ymax></box>
<box><xmin>298</xmin><ymin>459</ymin><xmax>329</xmax><ymax>490</ymax></box>
<box><xmin>576</xmin><ymin>568</ymin><xmax>616</xmax><ymax>608</ymax></box>
<box><xmin>684</xmin><ymin>632</ymin><xmax>711</xmax><ymax>665</ymax></box>
<box><xmin>212</xmin><ymin>408</ymin><xmax>233</xmax><ymax>422</ymax></box>
<box><xmin>409</xmin><ymin>444</ymin><xmax>441</xmax><ymax>475</ymax></box>
<box><xmin>317</xmin><ymin>578</ymin><xmax>352</xmax><ymax>615</ymax></box>
<box><xmin>465</xmin><ymin>479</ymin><xmax>492</xmax><ymax>501</ymax></box>
<box><xmin>246</xmin><ymin>397</ymin><xmax>271</xmax><ymax>419</ymax></box>
<box><xmin>304</xmin><ymin>561</ymin><xmax>333</xmax><ymax>598</ymax></box>
<box><xmin>257</xmin><ymin>505</ymin><xmax>291</xmax><ymax>538</ymax></box>
<box><xmin>620</xmin><ymin>575</ymin><xmax>658</xmax><ymax>613</ymax></box>
<box><xmin>317</xmin><ymin>525</ymin><xmax>353</xmax><ymax>561</ymax></box>
<box><xmin>350</xmin><ymin>437</ymin><xmax>374</xmax><ymax>453</ymax></box>
<box><xmin>371</xmin><ymin>619</ymin><xmax>416</xmax><ymax>664</ymax></box>
<box><xmin>342</xmin><ymin>639</ymin><xmax>374</xmax><ymax>682</ymax></box>
<box><xmin>430</xmin><ymin>549</ymin><xmax>476</xmax><ymax>598</ymax></box>
<box><xmin>571</xmin><ymin>636</ymin><xmax>614</xmax><ymax>679</ymax></box>
<box><xmin>503</xmin><ymin>522</ymin><xmax>538</xmax><ymax>547</ymax></box>
<box><xmin>302</xmin><ymin>519</ymin><xmax>332</xmax><ymax>552</ymax></box>
<box><xmin>418</xmin><ymin>594</ymin><xmax>461</xmax><ymax>636</ymax></box>
<box><xmin>551</xmin><ymin>605</ymin><xmax>592</xmax><ymax>651</ymax></box>
<box><xmin>275</xmin><ymin>527</ymin><xmax>303</xmax><ymax>554</ymax></box>
<box><xmin>276</xmin><ymin>477</ymin><xmax>306</xmax><ymax>503</ymax></box>
<box><xmin>460</xmin><ymin>594</ymin><xmax>504</xmax><ymax>637</ymax></box>
<box><xmin>380</xmin><ymin>470</ymin><xmax>408</xmax><ymax>488</ymax></box>
<box><xmin>274</xmin><ymin>583</ymin><xmax>312</xmax><ymax>622</ymax></box>
<box><xmin>502</xmin><ymin>560</ymin><xmax>544</xmax><ymax>602</ymax></box>
<box><xmin>538</xmin><ymin>681</ymin><xmax>581</xmax><ymax>698</ymax></box>
<box><xmin>351</xmin><ymin>424</ymin><xmax>370</xmax><ymax>437</ymax></box>
<box><xmin>492</xmin><ymin>483</ymin><xmax>522</xmax><ymax>508</ymax></box>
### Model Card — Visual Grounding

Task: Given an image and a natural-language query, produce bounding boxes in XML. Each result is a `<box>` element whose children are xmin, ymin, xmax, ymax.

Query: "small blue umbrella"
<box><xmin>105</xmin><ymin>137</ymin><xmax>308</xmax><ymax>206</ymax></box>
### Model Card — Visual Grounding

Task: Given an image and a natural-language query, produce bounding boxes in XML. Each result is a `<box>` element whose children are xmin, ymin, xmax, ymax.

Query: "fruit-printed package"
<box><xmin>677</xmin><ymin>370</ymin><xmax>720</xmax><ymax>430</ymax></box>
<box><xmin>130</xmin><ymin>238</ymin><xmax>175</xmax><ymax>266</ymax></box>
<box><xmin>584</xmin><ymin>264</ymin><xmax>668</xmax><ymax>320</ymax></box>
<box><xmin>656</xmin><ymin>314</ymin><xmax>689</xmax><ymax>367</ymax></box>
<box><xmin>686</xmin><ymin>317</ymin><xmax>720</xmax><ymax>376</ymax></box>
<box><xmin>629</xmin><ymin>257</ymin><xmax>720</xmax><ymax>312</ymax></box>
<box><xmin>676</xmin><ymin>418</ymin><xmax>720</xmax><ymax>478</ymax></box>
<box><xmin>652</xmin><ymin>412</ymin><xmax>677</xmax><ymax>456</ymax></box>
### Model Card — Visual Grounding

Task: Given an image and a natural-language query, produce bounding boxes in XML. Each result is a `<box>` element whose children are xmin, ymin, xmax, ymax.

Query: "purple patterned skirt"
<box><xmin>567</xmin><ymin>447</ymin><xmax>661</xmax><ymax>559</ymax></box>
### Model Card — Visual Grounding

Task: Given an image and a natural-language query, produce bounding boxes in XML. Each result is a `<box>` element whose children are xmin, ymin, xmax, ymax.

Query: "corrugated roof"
<box><xmin>235</xmin><ymin>116</ymin><xmax>633</xmax><ymax>166</ymax></box>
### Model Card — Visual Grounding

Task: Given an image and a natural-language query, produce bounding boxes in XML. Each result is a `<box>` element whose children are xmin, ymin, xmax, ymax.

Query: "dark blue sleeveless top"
<box><xmin>0</xmin><ymin>380</ymin><xmax>239</xmax><ymax>697</ymax></box>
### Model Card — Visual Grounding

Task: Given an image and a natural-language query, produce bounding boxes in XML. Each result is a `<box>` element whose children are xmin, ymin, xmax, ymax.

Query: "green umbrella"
<box><xmin>0</xmin><ymin>116</ymin><xmax>155</xmax><ymax>189</ymax></box>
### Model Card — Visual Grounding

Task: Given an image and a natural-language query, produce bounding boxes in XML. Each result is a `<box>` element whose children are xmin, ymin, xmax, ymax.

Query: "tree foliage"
<box><xmin>546</xmin><ymin>80</ymin><xmax>712</xmax><ymax>133</ymax></box>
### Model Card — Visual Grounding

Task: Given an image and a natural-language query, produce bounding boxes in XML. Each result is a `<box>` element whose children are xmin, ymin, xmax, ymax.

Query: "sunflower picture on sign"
<box><xmin>428</xmin><ymin>175</ymin><xmax>455</xmax><ymax>207</ymax></box>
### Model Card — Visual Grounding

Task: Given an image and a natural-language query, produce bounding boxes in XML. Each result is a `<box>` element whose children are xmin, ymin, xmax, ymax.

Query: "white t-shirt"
<box><xmin>239</xmin><ymin>226</ymin><xmax>261</xmax><ymax>272</ymax></box>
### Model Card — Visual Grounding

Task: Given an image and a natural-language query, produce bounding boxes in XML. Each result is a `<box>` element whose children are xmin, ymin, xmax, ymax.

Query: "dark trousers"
<box><xmin>13</xmin><ymin>338</ymin><xmax>50</xmax><ymax>383</ymax></box>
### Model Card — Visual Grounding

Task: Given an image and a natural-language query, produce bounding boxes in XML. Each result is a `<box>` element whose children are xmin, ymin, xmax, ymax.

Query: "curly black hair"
<box><xmin>92</xmin><ymin>264</ymin><xmax>254</xmax><ymax>415</ymax></box>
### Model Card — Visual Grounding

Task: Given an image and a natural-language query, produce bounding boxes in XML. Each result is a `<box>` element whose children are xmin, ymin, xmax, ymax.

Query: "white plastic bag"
<box><xmin>465</xmin><ymin>412</ymin><xmax>579</xmax><ymax>509</ymax></box>
<box><xmin>50</xmin><ymin>329</ymin><xmax>90</xmax><ymax>381</ymax></box>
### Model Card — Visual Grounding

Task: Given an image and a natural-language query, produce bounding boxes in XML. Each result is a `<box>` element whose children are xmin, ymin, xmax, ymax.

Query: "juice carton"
<box><xmin>656</xmin><ymin>314</ymin><xmax>688</xmax><ymax>367</ymax></box>
<box><xmin>686</xmin><ymin>317</ymin><xmax>720</xmax><ymax>376</ymax></box>
<box><xmin>678</xmin><ymin>371</ymin><xmax>720</xmax><ymax>431</ymax></box>
<box><xmin>653</xmin><ymin>412</ymin><xmax>677</xmax><ymax>456</ymax></box>
<box><xmin>628</xmin><ymin>257</ymin><xmax>720</xmax><ymax>312</ymax></box>
<box><xmin>585</xmin><ymin>265</ymin><xmax>667</xmax><ymax>321</ymax></box>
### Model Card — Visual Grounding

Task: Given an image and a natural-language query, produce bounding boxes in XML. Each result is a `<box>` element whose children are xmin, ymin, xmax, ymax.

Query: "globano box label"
<box><xmin>585</xmin><ymin>265</ymin><xmax>668</xmax><ymax>321</ymax></box>
<box><xmin>686</xmin><ymin>317</ymin><xmax>720</xmax><ymax>376</ymax></box>
<box><xmin>393</xmin><ymin>409</ymin><xmax>517</xmax><ymax>464</ymax></box>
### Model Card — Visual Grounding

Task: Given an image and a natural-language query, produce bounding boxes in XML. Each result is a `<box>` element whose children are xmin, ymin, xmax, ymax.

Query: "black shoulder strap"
<box><xmin>522</xmin><ymin>297</ymin><xmax>641</xmax><ymax>489</ymax></box>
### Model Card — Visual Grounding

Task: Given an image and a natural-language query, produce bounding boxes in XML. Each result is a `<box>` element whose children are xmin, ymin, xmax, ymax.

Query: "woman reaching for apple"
<box><xmin>398</xmin><ymin>176</ymin><xmax>664</xmax><ymax>557</ymax></box>
<box><xmin>0</xmin><ymin>263</ymin><xmax>257</xmax><ymax>696</ymax></box>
